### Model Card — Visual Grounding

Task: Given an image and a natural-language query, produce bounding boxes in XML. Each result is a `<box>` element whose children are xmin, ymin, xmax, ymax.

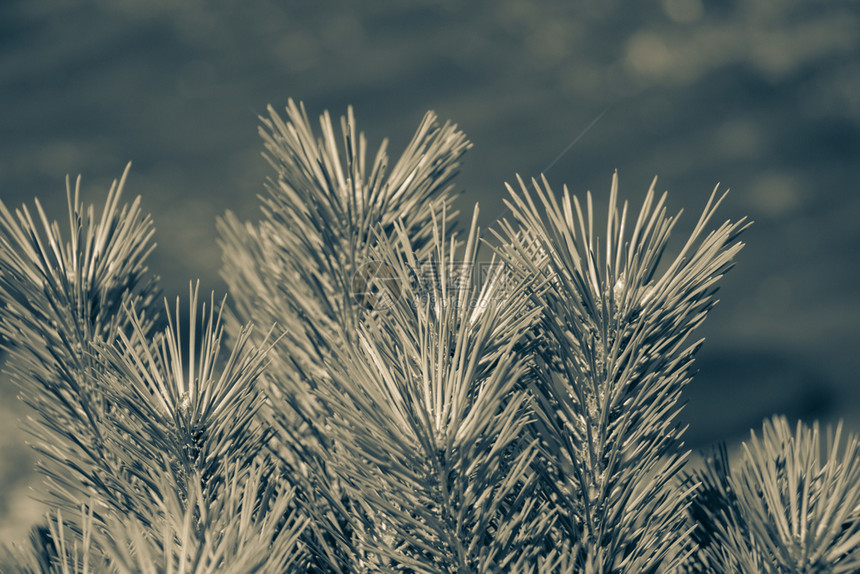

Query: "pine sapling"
<box><xmin>1</xmin><ymin>100</ymin><xmax>858</xmax><ymax>573</ymax></box>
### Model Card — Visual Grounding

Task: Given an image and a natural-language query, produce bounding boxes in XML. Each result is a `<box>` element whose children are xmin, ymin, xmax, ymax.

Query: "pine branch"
<box><xmin>0</xmin><ymin>164</ymin><xmax>161</xmax><ymax>521</ymax></box>
<box><xmin>97</xmin><ymin>459</ymin><xmax>308</xmax><ymax>574</ymax></box>
<box><xmin>87</xmin><ymin>289</ymin><xmax>309</xmax><ymax>571</ymax></box>
<box><xmin>491</xmin><ymin>172</ymin><xmax>749</xmax><ymax>572</ymax></box>
<box><xmin>0</xmin><ymin>167</ymin><xmax>310</xmax><ymax>572</ymax></box>
<box><xmin>219</xmin><ymin>99</ymin><xmax>470</xmax><ymax>358</ymax></box>
<box><xmin>216</xmin><ymin>100</ymin><xmax>471</xmax><ymax>571</ymax></box>
<box><xmin>95</xmin><ymin>284</ymin><xmax>274</xmax><ymax>516</ymax></box>
<box><xmin>688</xmin><ymin>416</ymin><xmax>860</xmax><ymax>573</ymax></box>
<box><xmin>311</xmin><ymin>205</ymin><xmax>552</xmax><ymax>572</ymax></box>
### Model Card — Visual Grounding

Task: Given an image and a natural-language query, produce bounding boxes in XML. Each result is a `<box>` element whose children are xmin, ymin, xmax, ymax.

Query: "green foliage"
<box><xmin>0</xmin><ymin>100</ymin><xmax>856</xmax><ymax>572</ymax></box>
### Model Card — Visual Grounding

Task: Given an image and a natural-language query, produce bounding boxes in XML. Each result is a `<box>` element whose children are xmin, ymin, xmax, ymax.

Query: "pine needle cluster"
<box><xmin>0</xmin><ymin>100</ymin><xmax>856</xmax><ymax>572</ymax></box>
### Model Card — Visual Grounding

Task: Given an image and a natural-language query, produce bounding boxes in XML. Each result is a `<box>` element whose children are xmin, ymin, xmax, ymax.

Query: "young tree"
<box><xmin>1</xmin><ymin>101</ymin><xmax>856</xmax><ymax>573</ymax></box>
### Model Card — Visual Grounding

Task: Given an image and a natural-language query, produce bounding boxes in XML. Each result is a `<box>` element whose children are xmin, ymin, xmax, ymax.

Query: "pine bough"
<box><xmin>1</xmin><ymin>101</ymin><xmax>858</xmax><ymax>573</ymax></box>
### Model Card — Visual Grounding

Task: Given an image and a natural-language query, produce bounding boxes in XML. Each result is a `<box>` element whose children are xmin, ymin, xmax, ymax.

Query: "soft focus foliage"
<box><xmin>1</xmin><ymin>101</ymin><xmax>856</xmax><ymax>572</ymax></box>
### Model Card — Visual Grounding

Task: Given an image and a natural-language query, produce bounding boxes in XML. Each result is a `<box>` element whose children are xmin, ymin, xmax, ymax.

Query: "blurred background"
<box><xmin>1</xmin><ymin>0</ymin><xmax>858</xmax><ymax>546</ymax></box>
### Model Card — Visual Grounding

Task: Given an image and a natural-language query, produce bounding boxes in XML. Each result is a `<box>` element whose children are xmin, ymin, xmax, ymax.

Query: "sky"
<box><xmin>1</xmin><ymin>0</ymin><xmax>859</xmax><ymax>545</ymax></box>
